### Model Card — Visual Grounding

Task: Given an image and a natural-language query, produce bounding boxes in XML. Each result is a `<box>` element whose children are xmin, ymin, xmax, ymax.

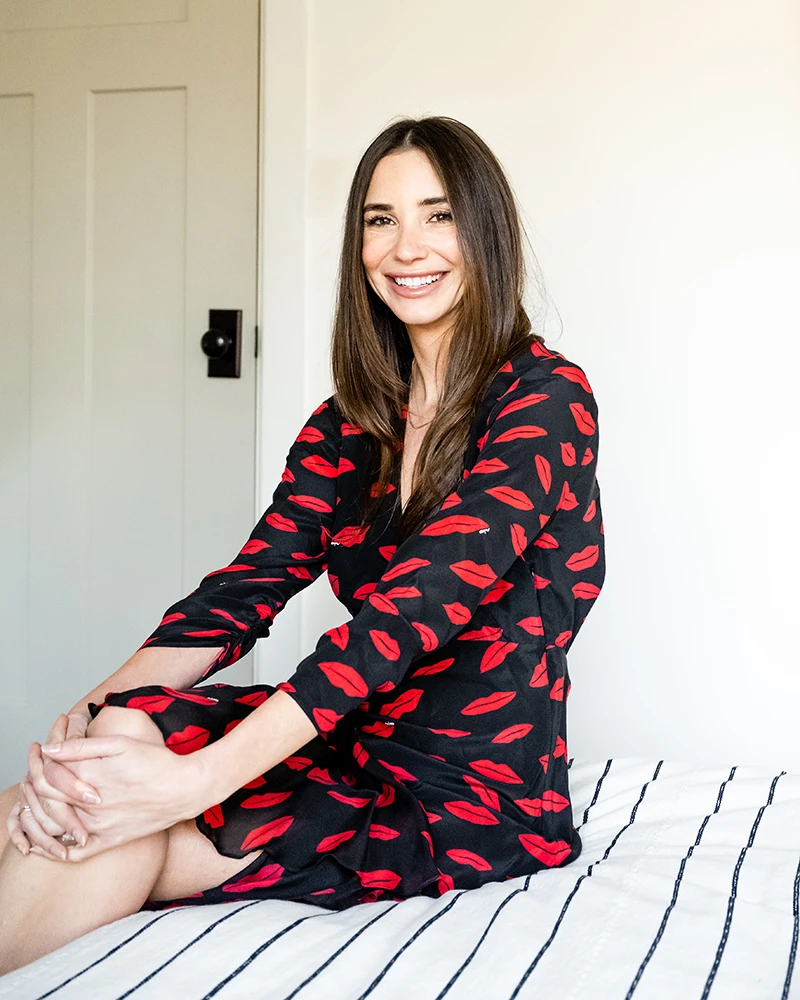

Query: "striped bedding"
<box><xmin>2</xmin><ymin>758</ymin><xmax>798</xmax><ymax>1000</ymax></box>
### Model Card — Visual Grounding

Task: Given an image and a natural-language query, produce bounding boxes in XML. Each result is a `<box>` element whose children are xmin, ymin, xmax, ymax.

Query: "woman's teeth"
<box><xmin>393</xmin><ymin>273</ymin><xmax>442</xmax><ymax>287</ymax></box>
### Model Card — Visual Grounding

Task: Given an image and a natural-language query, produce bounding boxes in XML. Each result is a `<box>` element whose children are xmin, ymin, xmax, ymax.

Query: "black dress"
<box><xmin>93</xmin><ymin>339</ymin><xmax>605</xmax><ymax>910</ymax></box>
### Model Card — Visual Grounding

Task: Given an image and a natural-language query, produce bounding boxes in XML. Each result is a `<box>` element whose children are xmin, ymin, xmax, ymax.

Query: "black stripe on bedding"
<box><xmin>700</xmin><ymin>772</ymin><xmax>786</xmax><ymax>1000</ymax></box>
<box><xmin>432</xmin><ymin>877</ymin><xmax>535</xmax><ymax>999</ymax></box>
<box><xmin>354</xmin><ymin>892</ymin><xmax>469</xmax><ymax>1000</ymax></box>
<box><xmin>115</xmin><ymin>900</ymin><xmax>263</xmax><ymax>999</ymax></box>
<box><xmin>508</xmin><ymin>760</ymin><xmax>664</xmax><ymax>1000</ymax></box>
<box><xmin>624</xmin><ymin>767</ymin><xmax>737</xmax><ymax>998</ymax></box>
<box><xmin>578</xmin><ymin>759</ymin><xmax>613</xmax><ymax>829</ymax></box>
<box><xmin>34</xmin><ymin>909</ymin><xmax>182</xmax><ymax>1000</ymax></box>
<box><xmin>200</xmin><ymin>910</ymin><xmax>335</xmax><ymax>1000</ymax></box>
<box><xmin>782</xmin><ymin>855</ymin><xmax>800</xmax><ymax>1000</ymax></box>
<box><xmin>281</xmin><ymin>902</ymin><xmax>402</xmax><ymax>999</ymax></box>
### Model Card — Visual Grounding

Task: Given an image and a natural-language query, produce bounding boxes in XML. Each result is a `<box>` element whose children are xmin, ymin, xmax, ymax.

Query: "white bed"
<box><xmin>2</xmin><ymin>758</ymin><xmax>798</xmax><ymax>1000</ymax></box>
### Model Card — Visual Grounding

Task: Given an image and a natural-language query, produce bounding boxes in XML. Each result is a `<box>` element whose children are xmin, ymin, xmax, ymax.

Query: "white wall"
<box><xmin>259</xmin><ymin>0</ymin><xmax>800</xmax><ymax>770</ymax></box>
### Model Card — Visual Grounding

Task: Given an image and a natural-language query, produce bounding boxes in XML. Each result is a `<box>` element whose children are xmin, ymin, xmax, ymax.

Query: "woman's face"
<box><xmin>361</xmin><ymin>149</ymin><xmax>464</xmax><ymax>338</ymax></box>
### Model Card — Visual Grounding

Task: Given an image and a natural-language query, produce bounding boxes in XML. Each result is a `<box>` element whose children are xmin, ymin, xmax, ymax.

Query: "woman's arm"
<box><xmin>66</xmin><ymin>645</ymin><xmax>224</xmax><ymax>720</ymax></box>
<box><xmin>134</xmin><ymin>396</ymin><xmax>343</xmax><ymax>679</ymax></box>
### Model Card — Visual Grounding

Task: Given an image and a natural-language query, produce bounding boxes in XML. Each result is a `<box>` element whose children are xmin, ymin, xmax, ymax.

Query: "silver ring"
<box><xmin>59</xmin><ymin>833</ymin><xmax>78</xmax><ymax>847</ymax></box>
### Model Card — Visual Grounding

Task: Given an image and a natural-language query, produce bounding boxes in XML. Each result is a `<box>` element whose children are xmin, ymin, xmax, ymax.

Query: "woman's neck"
<box><xmin>407</xmin><ymin>329</ymin><xmax>451</xmax><ymax>409</ymax></box>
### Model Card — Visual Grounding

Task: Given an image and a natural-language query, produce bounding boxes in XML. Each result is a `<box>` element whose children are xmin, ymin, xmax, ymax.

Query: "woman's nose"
<box><xmin>393</xmin><ymin>223</ymin><xmax>427</xmax><ymax>262</ymax></box>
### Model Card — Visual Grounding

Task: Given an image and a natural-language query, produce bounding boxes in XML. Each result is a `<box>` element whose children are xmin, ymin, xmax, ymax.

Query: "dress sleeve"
<box><xmin>138</xmin><ymin>396</ymin><xmax>342</xmax><ymax>679</ymax></box>
<box><xmin>280</xmin><ymin>369</ymin><xmax>603</xmax><ymax>737</ymax></box>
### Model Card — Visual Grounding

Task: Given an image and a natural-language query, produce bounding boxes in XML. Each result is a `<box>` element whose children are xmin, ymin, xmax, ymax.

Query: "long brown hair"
<box><xmin>331</xmin><ymin>116</ymin><xmax>544</xmax><ymax>542</ymax></box>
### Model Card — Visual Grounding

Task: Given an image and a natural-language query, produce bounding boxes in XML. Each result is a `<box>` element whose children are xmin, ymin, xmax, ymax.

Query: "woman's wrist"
<box><xmin>178</xmin><ymin>751</ymin><xmax>222</xmax><ymax>820</ymax></box>
<box><xmin>184</xmin><ymin>691</ymin><xmax>317</xmax><ymax>813</ymax></box>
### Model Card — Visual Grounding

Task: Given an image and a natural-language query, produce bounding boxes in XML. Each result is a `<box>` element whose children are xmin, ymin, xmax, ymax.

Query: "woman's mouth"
<box><xmin>388</xmin><ymin>272</ymin><xmax>447</xmax><ymax>296</ymax></box>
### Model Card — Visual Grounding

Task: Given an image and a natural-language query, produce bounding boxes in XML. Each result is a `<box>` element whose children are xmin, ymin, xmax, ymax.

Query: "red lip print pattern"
<box><xmin>518</xmin><ymin>833</ymin><xmax>572</xmax><ymax>866</ymax></box>
<box><xmin>463</xmin><ymin>774</ymin><xmax>500</xmax><ymax>811</ymax></box>
<box><xmin>122</xmin><ymin>341</ymin><xmax>603</xmax><ymax>911</ymax></box>
<box><xmin>420</xmin><ymin>515</ymin><xmax>490</xmax><ymax>535</ymax></box>
<box><xmin>485</xmin><ymin>485</ymin><xmax>534</xmax><ymax>510</ymax></box>
<box><xmin>240</xmin><ymin>815</ymin><xmax>294</xmax><ymax>851</ymax></box>
<box><xmin>241</xmin><ymin>791</ymin><xmax>293</xmax><ymax>808</ymax></box>
<box><xmin>492</xmin><ymin>723</ymin><xmax>533</xmax><ymax>743</ymax></box>
<box><xmin>444</xmin><ymin>801</ymin><xmax>501</xmax><ymax>825</ymax></box>
<box><xmin>468</xmin><ymin>760</ymin><xmax>524</xmax><ymax>784</ymax></box>
<box><xmin>446</xmin><ymin>849</ymin><xmax>493</xmax><ymax>871</ymax></box>
<box><xmin>164</xmin><ymin>726</ymin><xmax>210</xmax><ymax>755</ymax></box>
<box><xmin>479</xmin><ymin>641</ymin><xmax>519</xmax><ymax>672</ymax></box>
<box><xmin>126</xmin><ymin>694</ymin><xmax>175</xmax><ymax>714</ymax></box>
<box><xmin>318</xmin><ymin>662</ymin><xmax>369</xmax><ymax>698</ymax></box>
<box><xmin>461</xmin><ymin>691</ymin><xmax>517</xmax><ymax>715</ymax></box>
<box><xmin>222</xmin><ymin>863</ymin><xmax>284</xmax><ymax>891</ymax></box>
<box><xmin>553</xmin><ymin>366</ymin><xmax>593</xmax><ymax>393</ymax></box>
<box><xmin>317</xmin><ymin>830</ymin><xmax>357</xmax><ymax>852</ymax></box>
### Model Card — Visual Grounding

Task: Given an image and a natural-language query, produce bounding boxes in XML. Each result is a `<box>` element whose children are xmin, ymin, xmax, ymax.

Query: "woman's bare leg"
<box><xmin>0</xmin><ymin>707</ymin><xmax>261</xmax><ymax>975</ymax></box>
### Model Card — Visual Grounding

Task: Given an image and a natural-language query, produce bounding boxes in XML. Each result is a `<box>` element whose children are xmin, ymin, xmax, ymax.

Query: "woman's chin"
<box><xmin>385</xmin><ymin>300</ymin><xmax>460</xmax><ymax>334</ymax></box>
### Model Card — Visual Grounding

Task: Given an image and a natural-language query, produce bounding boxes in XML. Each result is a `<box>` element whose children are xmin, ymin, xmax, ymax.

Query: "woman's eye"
<box><xmin>364</xmin><ymin>215</ymin><xmax>393</xmax><ymax>227</ymax></box>
<box><xmin>430</xmin><ymin>211</ymin><xmax>453</xmax><ymax>223</ymax></box>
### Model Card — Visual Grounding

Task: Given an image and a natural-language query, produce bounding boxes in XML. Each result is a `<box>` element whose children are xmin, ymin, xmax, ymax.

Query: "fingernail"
<box><xmin>82</xmin><ymin>792</ymin><xmax>101</xmax><ymax>804</ymax></box>
<box><xmin>76</xmin><ymin>833</ymin><xmax>87</xmax><ymax>847</ymax></box>
<box><xmin>41</xmin><ymin>744</ymin><xmax>60</xmax><ymax>753</ymax></box>
<box><xmin>30</xmin><ymin>846</ymin><xmax>45</xmax><ymax>857</ymax></box>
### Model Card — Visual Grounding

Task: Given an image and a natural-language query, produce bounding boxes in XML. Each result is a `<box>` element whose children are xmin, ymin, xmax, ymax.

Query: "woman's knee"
<box><xmin>86</xmin><ymin>705</ymin><xmax>164</xmax><ymax>745</ymax></box>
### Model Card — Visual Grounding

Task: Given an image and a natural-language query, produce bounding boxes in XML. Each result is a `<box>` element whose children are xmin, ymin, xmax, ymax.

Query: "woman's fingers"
<box><xmin>41</xmin><ymin>735</ymin><xmax>127</xmax><ymax>762</ymax></box>
<box><xmin>28</xmin><ymin>741</ymin><xmax>100</xmax><ymax>806</ymax></box>
<box><xmin>65</xmin><ymin>712</ymin><xmax>91</xmax><ymax>741</ymax></box>
<box><xmin>45</xmin><ymin>713</ymin><xmax>69</xmax><ymax>746</ymax></box>
<box><xmin>5</xmin><ymin>801</ymin><xmax>32</xmax><ymax>857</ymax></box>
<box><xmin>21</xmin><ymin>781</ymin><xmax>63</xmax><ymax>837</ymax></box>
<box><xmin>22</xmin><ymin>779</ymin><xmax>89</xmax><ymax>850</ymax></box>
<box><xmin>17</xmin><ymin>788</ymin><xmax>69</xmax><ymax>861</ymax></box>
<box><xmin>7</xmin><ymin>714</ymin><xmax>97</xmax><ymax>858</ymax></box>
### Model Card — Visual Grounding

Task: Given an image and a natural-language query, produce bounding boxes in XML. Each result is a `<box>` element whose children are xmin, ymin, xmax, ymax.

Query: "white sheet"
<box><xmin>2</xmin><ymin>758</ymin><xmax>798</xmax><ymax>999</ymax></box>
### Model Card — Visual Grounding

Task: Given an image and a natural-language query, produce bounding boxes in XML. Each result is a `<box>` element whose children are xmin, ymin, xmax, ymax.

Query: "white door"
<box><xmin>0</xmin><ymin>0</ymin><xmax>260</xmax><ymax>786</ymax></box>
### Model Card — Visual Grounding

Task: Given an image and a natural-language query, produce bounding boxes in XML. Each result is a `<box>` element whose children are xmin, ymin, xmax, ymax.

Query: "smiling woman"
<box><xmin>0</xmin><ymin>117</ymin><xmax>604</xmax><ymax>975</ymax></box>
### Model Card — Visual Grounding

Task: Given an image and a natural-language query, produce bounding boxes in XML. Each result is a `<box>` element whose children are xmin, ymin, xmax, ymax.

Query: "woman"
<box><xmin>0</xmin><ymin>116</ymin><xmax>605</xmax><ymax>972</ymax></box>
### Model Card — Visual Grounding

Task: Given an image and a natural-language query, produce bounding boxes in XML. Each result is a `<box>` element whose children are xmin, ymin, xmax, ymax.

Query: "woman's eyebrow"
<box><xmin>362</xmin><ymin>196</ymin><xmax>450</xmax><ymax>212</ymax></box>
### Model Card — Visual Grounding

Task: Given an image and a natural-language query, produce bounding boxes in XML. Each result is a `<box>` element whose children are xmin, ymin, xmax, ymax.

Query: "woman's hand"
<box><xmin>38</xmin><ymin>735</ymin><xmax>205</xmax><ymax>862</ymax></box>
<box><xmin>6</xmin><ymin>712</ymin><xmax>100</xmax><ymax>861</ymax></box>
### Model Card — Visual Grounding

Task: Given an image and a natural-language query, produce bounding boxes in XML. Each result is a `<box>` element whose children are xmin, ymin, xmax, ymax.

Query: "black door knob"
<box><xmin>201</xmin><ymin>328</ymin><xmax>233</xmax><ymax>359</ymax></box>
